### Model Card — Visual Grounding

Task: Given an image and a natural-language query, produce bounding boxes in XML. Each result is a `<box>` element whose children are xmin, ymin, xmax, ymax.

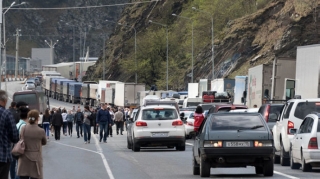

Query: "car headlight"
<box><xmin>254</xmin><ymin>140</ymin><xmax>272</xmax><ymax>147</ymax></box>
<box><xmin>204</xmin><ymin>140</ymin><xmax>222</xmax><ymax>147</ymax></box>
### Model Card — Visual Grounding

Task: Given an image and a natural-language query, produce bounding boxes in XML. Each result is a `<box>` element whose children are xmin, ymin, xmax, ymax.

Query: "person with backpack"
<box><xmin>74</xmin><ymin>108</ymin><xmax>84</xmax><ymax>138</ymax></box>
<box><xmin>42</xmin><ymin>108</ymin><xmax>51</xmax><ymax>140</ymax></box>
<box><xmin>83</xmin><ymin>105</ymin><xmax>92</xmax><ymax>144</ymax></box>
<box><xmin>51</xmin><ymin>109</ymin><xmax>63</xmax><ymax>140</ymax></box>
<box><xmin>66</xmin><ymin>110</ymin><xmax>74</xmax><ymax>137</ymax></box>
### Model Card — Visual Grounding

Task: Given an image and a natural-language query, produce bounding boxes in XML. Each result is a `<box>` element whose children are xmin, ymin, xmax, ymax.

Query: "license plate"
<box><xmin>226</xmin><ymin>141</ymin><xmax>250</xmax><ymax>147</ymax></box>
<box><xmin>152</xmin><ymin>133</ymin><xmax>168</xmax><ymax>137</ymax></box>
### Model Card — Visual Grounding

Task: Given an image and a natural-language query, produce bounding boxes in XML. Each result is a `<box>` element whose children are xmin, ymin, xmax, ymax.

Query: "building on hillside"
<box><xmin>3</xmin><ymin>55</ymin><xmax>30</xmax><ymax>75</ymax></box>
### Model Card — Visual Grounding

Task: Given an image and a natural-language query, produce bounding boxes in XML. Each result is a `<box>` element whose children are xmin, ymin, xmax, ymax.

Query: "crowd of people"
<box><xmin>0</xmin><ymin>88</ymin><xmax>132</xmax><ymax>179</ymax></box>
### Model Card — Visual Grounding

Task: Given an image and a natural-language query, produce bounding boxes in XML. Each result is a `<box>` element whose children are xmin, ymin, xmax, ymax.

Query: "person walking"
<box><xmin>61</xmin><ymin>109</ymin><xmax>68</xmax><ymax>136</ymax></box>
<box><xmin>66</xmin><ymin>110</ymin><xmax>74</xmax><ymax>137</ymax></box>
<box><xmin>17</xmin><ymin>110</ymin><xmax>47</xmax><ymax>179</ymax></box>
<box><xmin>42</xmin><ymin>109</ymin><xmax>51</xmax><ymax>140</ymax></box>
<box><xmin>8</xmin><ymin>102</ymin><xmax>20</xmax><ymax>124</ymax></box>
<box><xmin>107</xmin><ymin>107</ymin><xmax>114</xmax><ymax>137</ymax></box>
<box><xmin>193</xmin><ymin>106</ymin><xmax>205</xmax><ymax>133</ymax></box>
<box><xmin>96</xmin><ymin>103</ymin><xmax>112</xmax><ymax>143</ymax></box>
<box><xmin>91</xmin><ymin>109</ymin><xmax>98</xmax><ymax>134</ymax></box>
<box><xmin>74</xmin><ymin>108</ymin><xmax>84</xmax><ymax>138</ymax></box>
<box><xmin>83</xmin><ymin>106</ymin><xmax>92</xmax><ymax>144</ymax></box>
<box><xmin>0</xmin><ymin>90</ymin><xmax>19</xmax><ymax>179</ymax></box>
<box><xmin>51</xmin><ymin>109</ymin><xmax>63</xmax><ymax>140</ymax></box>
<box><xmin>10</xmin><ymin>107</ymin><xmax>29</xmax><ymax>179</ymax></box>
<box><xmin>114</xmin><ymin>108</ymin><xmax>124</xmax><ymax>135</ymax></box>
<box><xmin>50</xmin><ymin>110</ymin><xmax>55</xmax><ymax>137</ymax></box>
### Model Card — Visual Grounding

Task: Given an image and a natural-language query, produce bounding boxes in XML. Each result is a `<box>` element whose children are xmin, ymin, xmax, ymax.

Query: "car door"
<box><xmin>274</xmin><ymin>102</ymin><xmax>293</xmax><ymax>150</ymax></box>
<box><xmin>293</xmin><ymin>118</ymin><xmax>310</xmax><ymax>161</ymax></box>
<box><xmin>300</xmin><ymin>117</ymin><xmax>314</xmax><ymax>156</ymax></box>
<box><xmin>193</xmin><ymin>115</ymin><xmax>208</xmax><ymax>163</ymax></box>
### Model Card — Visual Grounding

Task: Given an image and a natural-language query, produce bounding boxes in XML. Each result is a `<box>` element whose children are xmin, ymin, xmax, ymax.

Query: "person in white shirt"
<box><xmin>61</xmin><ymin>109</ymin><xmax>68</xmax><ymax>136</ymax></box>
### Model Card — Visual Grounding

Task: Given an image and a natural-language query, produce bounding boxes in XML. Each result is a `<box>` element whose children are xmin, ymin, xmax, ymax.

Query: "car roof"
<box><xmin>211</xmin><ymin>112</ymin><xmax>261</xmax><ymax>117</ymax></box>
<box><xmin>142</xmin><ymin>105</ymin><xmax>176</xmax><ymax>110</ymax></box>
<box><xmin>287</xmin><ymin>99</ymin><xmax>320</xmax><ymax>102</ymax></box>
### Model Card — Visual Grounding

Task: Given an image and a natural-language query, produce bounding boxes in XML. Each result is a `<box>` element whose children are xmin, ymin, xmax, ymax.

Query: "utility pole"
<box><xmin>44</xmin><ymin>40</ymin><xmax>59</xmax><ymax>65</ymax></box>
<box><xmin>103</xmin><ymin>36</ymin><xmax>106</xmax><ymax>80</ymax></box>
<box><xmin>14</xmin><ymin>28</ymin><xmax>21</xmax><ymax>80</ymax></box>
<box><xmin>73</xmin><ymin>26</ymin><xmax>75</xmax><ymax>79</ymax></box>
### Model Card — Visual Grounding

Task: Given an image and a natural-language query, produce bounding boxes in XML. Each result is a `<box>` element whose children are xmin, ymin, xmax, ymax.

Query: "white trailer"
<box><xmin>233</xmin><ymin>76</ymin><xmax>247</xmax><ymax>105</ymax></box>
<box><xmin>98</xmin><ymin>80</ymin><xmax>119</xmax><ymax>104</ymax></box>
<box><xmin>188</xmin><ymin>83</ymin><xmax>199</xmax><ymax>98</ymax></box>
<box><xmin>296</xmin><ymin>44</ymin><xmax>320</xmax><ymax>99</ymax></box>
<box><xmin>247</xmin><ymin>64</ymin><xmax>273</xmax><ymax>108</ymax></box>
<box><xmin>199</xmin><ymin>79</ymin><xmax>209</xmax><ymax>96</ymax></box>
<box><xmin>211</xmin><ymin>78</ymin><xmax>235</xmax><ymax>96</ymax></box>
<box><xmin>114</xmin><ymin>83</ymin><xmax>146</xmax><ymax>107</ymax></box>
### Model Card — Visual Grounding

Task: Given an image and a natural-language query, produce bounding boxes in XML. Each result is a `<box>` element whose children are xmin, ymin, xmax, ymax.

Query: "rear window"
<box><xmin>317</xmin><ymin>120</ymin><xmax>320</xmax><ymax>132</ymax></box>
<box><xmin>268</xmin><ymin>105</ymin><xmax>284</xmax><ymax>122</ymax></box>
<box><xmin>142</xmin><ymin>108</ymin><xmax>178</xmax><ymax>120</ymax></box>
<box><xmin>201</xmin><ymin>104</ymin><xmax>214</xmax><ymax>111</ymax></box>
<box><xmin>210</xmin><ymin>115</ymin><xmax>265</xmax><ymax>130</ymax></box>
<box><xmin>14</xmin><ymin>94</ymin><xmax>37</xmax><ymax>105</ymax></box>
<box><xmin>294</xmin><ymin>102</ymin><xmax>320</xmax><ymax>120</ymax></box>
<box><xmin>217</xmin><ymin>107</ymin><xmax>247</xmax><ymax>113</ymax></box>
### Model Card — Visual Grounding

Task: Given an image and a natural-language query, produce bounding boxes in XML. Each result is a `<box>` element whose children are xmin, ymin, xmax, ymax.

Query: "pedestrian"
<box><xmin>10</xmin><ymin>106</ymin><xmax>29</xmax><ymax>179</ymax></box>
<box><xmin>107</xmin><ymin>107</ymin><xmax>114</xmax><ymax>137</ymax></box>
<box><xmin>51</xmin><ymin>109</ymin><xmax>63</xmax><ymax>140</ymax></box>
<box><xmin>38</xmin><ymin>112</ymin><xmax>43</xmax><ymax>128</ymax></box>
<box><xmin>91</xmin><ymin>109</ymin><xmax>98</xmax><ymax>134</ymax></box>
<box><xmin>8</xmin><ymin>101</ymin><xmax>20</xmax><ymax>124</ymax></box>
<box><xmin>114</xmin><ymin>108</ymin><xmax>124</xmax><ymax>135</ymax></box>
<box><xmin>61</xmin><ymin>109</ymin><xmax>68</xmax><ymax>136</ymax></box>
<box><xmin>66</xmin><ymin>110</ymin><xmax>74</xmax><ymax>137</ymax></box>
<box><xmin>71</xmin><ymin>106</ymin><xmax>76</xmax><ymax>114</ymax></box>
<box><xmin>0</xmin><ymin>90</ymin><xmax>19</xmax><ymax>179</ymax></box>
<box><xmin>42</xmin><ymin>109</ymin><xmax>51</xmax><ymax>140</ymax></box>
<box><xmin>96</xmin><ymin>103</ymin><xmax>112</xmax><ymax>143</ymax></box>
<box><xmin>83</xmin><ymin>105</ymin><xmax>92</xmax><ymax>144</ymax></box>
<box><xmin>17</xmin><ymin>109</ymin><xmax>47</xmax><ymax>179</ymax></box>
<box><xmin>74</xmin><ymin>108</ymin><xmax>84</xmax><ymax>138</ymax></box>
<box><xmin>194</xmin><ymin>106</ymin><xmax>205</xmax><ymax>133</ymax></box>
<box><xmin>50</xmin><ymin>110</ymin><xmax>55</xmax><ymax>137</ymax></box>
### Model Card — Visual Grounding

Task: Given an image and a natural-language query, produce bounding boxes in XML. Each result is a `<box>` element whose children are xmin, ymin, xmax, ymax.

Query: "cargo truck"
<box><xmin>114</xmin><ymin>83</ymin><xmax>145</xmax><ymax>107</ymax></box>
<box><xmin>233</xmin><ymin>76</ymin><xmax>247</xmax><ymax>105</ymax></box>
<box><xmin>69</xmin><ymin>83</ymin><xmax>82</xmax><ymax>104</ymax></box>
<box><xmin>211</xmin><ymin>78</ymin><xmax>235</xmax><ymax>96</ymax></box>
<box><xmin>89</xmin><ymin>84</ymin><xmax>99</xmax><ymax>106</ymax></box>
<box><xmin>295</xmin><ymin>44</ymin><xmax>320</xmax><ymax>98</ymax></box>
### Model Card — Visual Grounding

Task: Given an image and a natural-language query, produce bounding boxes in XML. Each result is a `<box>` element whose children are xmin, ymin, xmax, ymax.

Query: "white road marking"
<box><xmin>92</xmin><ymin>132</ymin><xmax>115</xmax><ymax>179</ymax></box>
<box><xmin>54</xmin><ymin>141</ymin><xmax>99</xmax><ymax>154</ymax></box>
<box><xmin>274</xmin><ymin>171</ymin><xmax>300</xmax><ymax>179</ymax></box>
<box><xmin>185</xmin><ymin>141</ymin><xmax>299</xmax><ymax>179</ymax></box>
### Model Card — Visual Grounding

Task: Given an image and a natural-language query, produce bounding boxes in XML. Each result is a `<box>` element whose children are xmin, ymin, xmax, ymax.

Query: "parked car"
<box><xmin>207</xmin><ymin>104</ymin><xmax>248</xmax><ymax>115</ymax></box>
<box><xmin>127</xmin><ymin>104</ymin><xmax>185</xmax><ymax>152</ymax></box>
<box><xmin>25</xmin><ymin>82</ymin><xmax>36</xmax><ymax>90</ymax></box>
<box><xmin>273</xmin><ymin>99</ymin><xmax>320</xmax><ymax>166</ymax></box>
<box><xmin>192</xmin><ymin>112</ymin><xmax>274</xmax><ymax>177</ymax></box>
<box><xmin>258</xmin><ymin>104</ymin><xmax>284</xmax><ymax>129</ymax></box>
<box><xmin>290</xmin><ymin>112</ymin><xmax>320</xmax><ymax>172</ymax></box>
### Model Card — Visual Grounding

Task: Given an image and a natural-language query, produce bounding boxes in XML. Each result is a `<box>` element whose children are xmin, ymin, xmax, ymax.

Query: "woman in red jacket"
<box><xmin>193</xmin><ymin>106</ymin><xmax>204</xmax><ymax>132</ymax></box>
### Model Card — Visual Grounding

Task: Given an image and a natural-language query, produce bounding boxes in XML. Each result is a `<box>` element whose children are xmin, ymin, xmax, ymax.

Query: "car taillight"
<box><xmin>264</xmin><ymin>105</ymin><xmax>270</xmax><ymax>122</ymax></box>
<box><xmin>308</xmin><ymin>137</ymin><xmax>318</xmax><ymax>149</ymax></box>
<box><xmin>172</xmin><ymin>120</ymin><xmax>183</xmax><ymax>126</ymax></box>
<box><xmin>187</xmin><ymin>122</ymin><xmax>193</xmax><ymax>126</ymax></box>
<box><xmin>136</xmin><ymin>121</ymin><xmax>147</xmax><ymax>127</ymax></box>
<box><xmin>287</xmin><ymin>121</ymin><xmax>294</xmax><ymax>134</ymax></box>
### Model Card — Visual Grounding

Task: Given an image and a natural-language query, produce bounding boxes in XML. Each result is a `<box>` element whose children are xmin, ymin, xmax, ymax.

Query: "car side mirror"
<box><xmin>289</xmin><ymin>128</ymin><xmax>297</xmax><ymax>134</ymax></box>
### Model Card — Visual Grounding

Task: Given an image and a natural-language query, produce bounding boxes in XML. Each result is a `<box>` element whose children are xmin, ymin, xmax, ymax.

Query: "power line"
<box><xmin>9</xmin><ymin>0</ymin><xmax>161</xmax><ymax>10</ymax></box>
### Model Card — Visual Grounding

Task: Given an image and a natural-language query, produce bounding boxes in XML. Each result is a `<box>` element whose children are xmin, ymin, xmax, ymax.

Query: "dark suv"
<box><xmin>258</xmin><ymin>104</ymin><xmax>284</xmax><ymax>129</ymax></box>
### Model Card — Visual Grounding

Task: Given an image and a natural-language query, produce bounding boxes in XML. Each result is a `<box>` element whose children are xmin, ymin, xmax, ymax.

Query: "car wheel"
<box><xmin>200</xmin><ymin>156</ymin><xmax>210</xmax><ymax>177</ymax></box>
<box><xmin>193</xmin><ymin>156</ymin><xmax>200</xmax><ymax>175</ymax></box>
<box><xmin>301</xmin><ymin>152</ymin><xmax>312</xmax><ymax>172</ymax></box>
<box><xmin>176</xmin><ymin>144</ymin><xmax>186</xmax><ymax>151</ymax></box>
<box><xmin>255</xmin><ymin>166</ymin><xmax>263</xmax><ymax>174</ymax></box>
<box><xmin>280</xmin><ymin>141</ymin><xmax>290</xmax><ymax>166</ymax></box>
<box><xmin>132</xmin><ymin>137</ymin><xmax>140</xmax><ymax>152</ymax></box>
<box><xmin>127</xmin><ymin>139</ymin><xmax>132</xmax><ymax>149</ymax></box>
<box><xmin>263</xmin><ymin>160</ymin><xmax>274</xmax><ymax>176</ymax></box>
<box><xmin>274</xmin><ymin>154</ymin><xmax>280</xmax><ymax>164</ymax></box>
<box><xmin>290</xmin><ymin>149</ymin><xmax>300</xmax><ymax>169</ymax></box>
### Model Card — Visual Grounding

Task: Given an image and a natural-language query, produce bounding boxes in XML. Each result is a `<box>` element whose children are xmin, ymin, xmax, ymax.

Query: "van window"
<box><xmin>283</xmin><ymin>102</ymin><xmax>294</xmax><ymax>119</ymax></box>
<box><xmin>294</xmin><ymin>102</ymin><xmax>320</xmax><ymax>120</ymax></box>
<box><xmin>14</xmin><ymin>94</ymin><xmax>37</xmax><ymax>105</ymax></box>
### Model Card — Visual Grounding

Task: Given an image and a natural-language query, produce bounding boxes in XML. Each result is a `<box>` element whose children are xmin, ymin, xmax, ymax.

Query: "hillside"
<box><xmin>84</xmin><ymin>0</ymin><xmax>320</xmax><ymax>91</ymax></box>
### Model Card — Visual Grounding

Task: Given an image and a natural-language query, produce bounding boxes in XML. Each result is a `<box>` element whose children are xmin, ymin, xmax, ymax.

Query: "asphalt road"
<box><xmin>3</xmin><ymin>81</ymin><xmax>320</xmax><ymax>179</ymax></box>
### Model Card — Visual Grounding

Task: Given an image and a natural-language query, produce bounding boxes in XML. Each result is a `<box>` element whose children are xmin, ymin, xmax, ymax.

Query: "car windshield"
<box><xmin>14</xmin><ymin>94</ymin><xmax>37</xmax><ymax>105</ymax></box>
<box><xmin>217</xmin><ymin>107</ymin><xmax>247</xmax><ymax>113</ymax></box>
<box><xmin>210</xmin><ymin>115</ymin><xmax>266</xmax><ymax>131</ymax></box>
<box><xmin>142</xmin><ymin>108</ymin><xmax>178</xmax><ymax>120</ymax></box>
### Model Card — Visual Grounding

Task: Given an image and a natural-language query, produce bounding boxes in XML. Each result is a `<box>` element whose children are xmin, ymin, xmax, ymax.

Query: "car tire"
<box><xmin>176</xmin><ymin>144</ymin><xmax>186</xmax><ymax>151</ymax></box>
<box><xmin>200</xmin><ymin>156</ymin><xmax>210</xmax><ymax>177</ymax></box>
<box><xmin>127</xmin><ymin>139</ymin><xmax>132</xmax><ymax>149</ymax></box>
<box><xmin>301</xmin><ymin>152</ymin><xmax>312</xmax><ymax>172</ymax></box>
<box><xmin>255</xmin><ymin>166</ymin><xmax>263</xmax><ymax>174</ymax></box>
<box><xmin>290</xmin><ymin>150</ymin><xmax>300</xmax><ymax>169</ymax></box>
<box><xmin>274</xmin><ymin>154</ymin><xmax>280</xmax><ymax>164</ymax></box>
<box><xmin>132</xmin><ymin>137</ymin><xmax>140</xmax><ymax>152</ymax></box>
<box><xmin>263</xmin><ymin>160</ymin><xmax>274</xmax><ymax>176</ymax></box>
<box><xmin>280</xmin><ymin>141</ymin><xmax>290</xmax><ymax>166</ymax></box>
<box><xmin>193</xmin><ymin>156</ymin><xmax>200</xmax><ymax>175</ymax></box>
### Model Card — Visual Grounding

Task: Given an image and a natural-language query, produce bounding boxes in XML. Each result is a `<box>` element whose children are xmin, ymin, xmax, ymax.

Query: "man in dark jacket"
<box><xmin>8</xmin><ymin>102</ymin><xmax>19</xmax><ymax>124</ymax></box>
<box><xmin>96</xmin><ymin>103</ymin><xmax>112</xmax><ymax>143</ymax></box>
<box><xmin>51</xmin><ymin>109</ymin><xmax>63</xmax><ymax>140</ymax></box>
<box><xmin>74</xmin><ymin>108</ymin><xmax>84</xmax><ymax>138</ymax></box>
<box><xmin>91</xmin><ymin>109</ymin><xmax>98</xmax><ymax>134</ymax></box>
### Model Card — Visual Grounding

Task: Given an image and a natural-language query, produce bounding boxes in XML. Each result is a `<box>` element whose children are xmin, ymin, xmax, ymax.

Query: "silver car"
<box><xmin>192</xmin><ymin>113</ymin><xmax>274</xmax><ymax>177</ymax></box>
<box><xmin>25</xmin><ymin>82</ymin><xmax>35</xmax><ymax>90</ymax></box>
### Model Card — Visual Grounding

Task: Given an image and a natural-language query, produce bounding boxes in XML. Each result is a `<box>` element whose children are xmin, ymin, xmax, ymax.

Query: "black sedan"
<box><xmin>192</xmin><ymin>113</ymin><xmax>274</xmax><ymax>177</ymax></box>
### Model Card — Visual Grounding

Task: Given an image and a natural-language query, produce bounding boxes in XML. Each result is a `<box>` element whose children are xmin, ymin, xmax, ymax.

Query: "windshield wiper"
<box><xmin>250</xmin><ymin>125</ymin><xmax>264</xmax><ymax>129</ymax></box>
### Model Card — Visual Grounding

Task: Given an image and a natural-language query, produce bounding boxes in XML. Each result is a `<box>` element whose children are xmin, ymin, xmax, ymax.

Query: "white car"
<box><xmin>128</xmin><ymin>105</ymin><xmax>185</xmax><ymax>152</ymax></box>
<box><xmin>25</xmin><ymin>82</ymin><xmax>36</xmax><ymax>90</ymax></box>
<box><xmin>182</xmin><ymin>111</ymin><xmax>194</xmax><ymax>139</ymax></box>
<box><xmin>273</xmin><ymin>99</ymin><xmax>320</xmax><ymax>166</ymax></box>
<box><xmin>290</xmin><ymin>113</ymin><xmax>320</xmax><ymax>172</ymax></box>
